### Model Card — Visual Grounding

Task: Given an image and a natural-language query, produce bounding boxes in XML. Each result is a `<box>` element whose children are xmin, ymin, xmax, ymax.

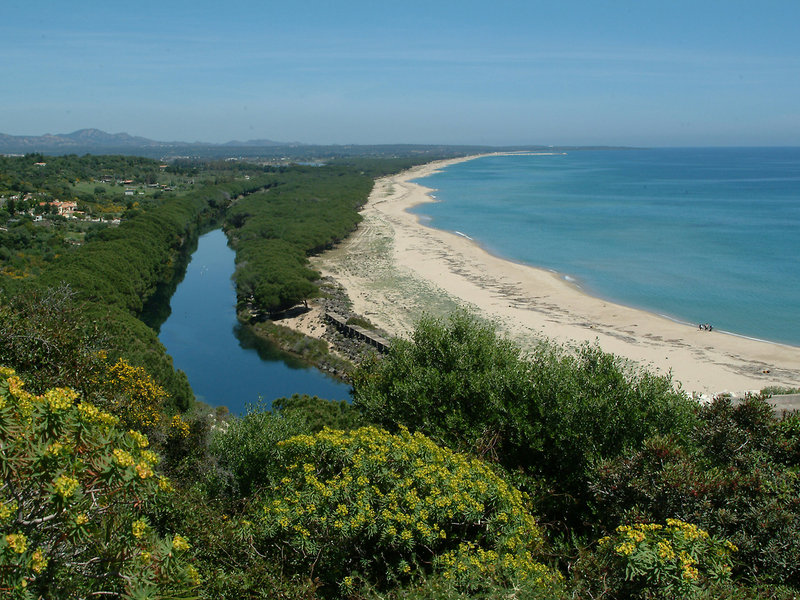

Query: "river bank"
<box><xmin>279</xmin><ymin>155</ymin><xmax>800</xmax><ymax>399</ymax></box>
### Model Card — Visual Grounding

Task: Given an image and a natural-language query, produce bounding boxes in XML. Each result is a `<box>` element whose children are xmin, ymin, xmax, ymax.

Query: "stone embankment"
<box><xmin>313</xmin><ymin>277</ymin><xmax>393</xmax><ymax>365</ymax></box>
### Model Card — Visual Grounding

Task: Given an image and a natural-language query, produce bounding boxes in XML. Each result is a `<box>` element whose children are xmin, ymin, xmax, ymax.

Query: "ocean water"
<box><xmin>411</xmin><ymin>148</ymin><xmax>800</xmax><ymax>347</ymax></box>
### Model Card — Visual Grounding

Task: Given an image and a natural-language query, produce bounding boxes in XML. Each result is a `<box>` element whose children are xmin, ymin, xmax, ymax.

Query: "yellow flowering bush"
<box><xmin>593</xmin><ymin>519</ymin><xmax>736</xmax><ymax>598</ymax></box>
<box><xmin>91</xmin><ymin>357</ymin><xmax>168</xmax><ymax>431</ymax></box>
<box><xmin>0</xmin><ymin>367</ymin><xmax>196</xmax><ymax>598</ymax></box>
<box><xmin>258</xmin><ymin>426</ymin><xmax>561</xmax><ymax>595</ymax></box>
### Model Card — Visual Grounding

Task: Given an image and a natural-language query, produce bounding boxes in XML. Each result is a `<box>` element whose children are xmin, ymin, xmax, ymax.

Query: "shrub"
<box><xmin>273</xmin><ymin>394</ymin><xmax>363</xmax><ymax>433</ymax></box>
<box><xmin>255</xmin><ymin>426</ymin><xmax>562</xmax><ymax>596</ymax></box>
<box><xmin>210</xmin><ymin>404</ymin><xmax>308</xmax><ymax>498</ymax></box>
<box><xmin>0</xmin><ymin>367</ymin><xmax>196</xmax><ymax>598</ymax></box>
<box><xmin>585</xmin><ymin>520</ymin><xmax>736</xmax><ymax>599</ymax></box>
<box><xmin>90</xmin><ymin>355</ymin><xmax>170</xmax><ymax>432</ymax></box>
<box><xmin>590</xmin><ymin>432</ymin><xmax>800</xmax><ymax>585</ymax></box>
<box><xmin>0</xmin><ymin>285</ymin><xmax>108</xmax><ymax>394</ymax></box>
<box><xmin>353</xmin><ymin>311</ymin><xmax>697</xmax><ymax>524</ymax></box>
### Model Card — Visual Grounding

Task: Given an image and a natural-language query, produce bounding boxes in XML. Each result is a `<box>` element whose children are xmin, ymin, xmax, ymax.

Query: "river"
<box><xmin>155</xmin><ymin>228</ymin><xmax>351</xmax><ymax>414</ymax></box>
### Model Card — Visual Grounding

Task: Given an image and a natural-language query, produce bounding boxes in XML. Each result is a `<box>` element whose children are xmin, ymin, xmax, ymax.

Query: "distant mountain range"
<box><xmin>1</xmin><ymin>128</ymin><xmax>614</xmax><ymax>161</ymax></box>
<box><xmin>0</xmin><ymin>128</ymin><xmax>291</xmax><ymax>153</ymax></box>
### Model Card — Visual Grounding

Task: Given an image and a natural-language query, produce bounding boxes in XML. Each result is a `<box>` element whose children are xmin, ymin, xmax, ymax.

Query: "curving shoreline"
<box><xmin>303</xmin><ymin>155</ymin><xmax>800</xmax><ymax>398</ymax></box>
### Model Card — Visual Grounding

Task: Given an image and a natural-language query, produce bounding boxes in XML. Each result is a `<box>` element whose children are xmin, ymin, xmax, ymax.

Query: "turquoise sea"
<box><xmin>411</xmin><ymin>148</ymin><xmax>800</xmax><ymax>347</ymax></box>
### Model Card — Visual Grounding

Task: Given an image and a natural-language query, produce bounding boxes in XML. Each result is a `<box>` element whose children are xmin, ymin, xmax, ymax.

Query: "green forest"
<box><xmin>1</xmin><ymin>154</ymin><xmax>799</xmax><ymax>599</ymax></box>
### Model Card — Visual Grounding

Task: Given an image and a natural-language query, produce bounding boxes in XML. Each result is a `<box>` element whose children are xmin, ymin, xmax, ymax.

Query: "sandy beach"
<box><xmin>301</xmin><ymin>155</ymin><xmax>800</xmax><ymax>398</ymax></box>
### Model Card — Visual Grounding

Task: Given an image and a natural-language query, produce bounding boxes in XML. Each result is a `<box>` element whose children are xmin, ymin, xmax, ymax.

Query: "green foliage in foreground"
<box><xmin>0</xmin><ymin>284</ymin><xmax>193</xmax><ymax>413</ymax></box>
<box><xmin>273</xmin><ymin>393</ymin><xmax>363</xmax><ymax>433</ymax></box>
<box><xmin>590</xmin><ymin>396</ymin><xmax>800</xmax><ymax>587</ymax></box>
<box><xmin>0</xmin><ymin>285</ymin><xmax>108</xmax><ymax>394</ymax></box>
<box><xmin>251</xmin><ymin>426</ymin><xmax>563</xmax><ymax>596</ymax></box>
<box><xmin>587</xmin><ymin>520</ymin><xmax>735</xmax><ymax>599</ymax></box>
<box><xmin>0</xmin><ymin>367</ymin><xmax>196</xmax><ymax>598</ymax></box>
<box><xmin>353</xmin><ymin>311</ymin><xmax>698</xmax><ymax>524</ymax></box>
<box><xmin>4</xmin><ymin>306</ymin><xmax>798</xmax><ymax>599</ymax></box>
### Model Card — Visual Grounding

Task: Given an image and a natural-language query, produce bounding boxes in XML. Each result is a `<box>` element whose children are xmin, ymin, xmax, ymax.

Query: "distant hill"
<box><xmin>0</xmin><ymin>129</ymin><xmax>164</xmax><ymax>151</ymax></box>
<box><xmin>0</xmin><ymin>128</ymin><xmax>589</xmax><ymax>160</ymax></box>
<box><xmin>0</xmin><ymin>128</ymin><xmax>291</xmax><ymax>153</ymax></box>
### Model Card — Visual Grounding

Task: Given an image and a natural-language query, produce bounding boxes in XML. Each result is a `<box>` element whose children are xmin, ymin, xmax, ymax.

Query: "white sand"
<box><xmin>306</xmin><ymin>155</ymin><xmax>800</xmax><ymax>397</ymax></box>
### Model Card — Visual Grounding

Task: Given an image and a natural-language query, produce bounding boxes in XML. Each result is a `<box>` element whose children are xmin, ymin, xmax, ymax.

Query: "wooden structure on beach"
<box><xmin>325</xmin><ymin>312</ymin><xmax>391</xmax><ymax>353</ymax></box>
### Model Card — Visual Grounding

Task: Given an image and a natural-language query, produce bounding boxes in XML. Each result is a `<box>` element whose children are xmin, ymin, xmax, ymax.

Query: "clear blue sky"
<box><xmin>2</xmin><ymin>0</ymin><xmax>799</xmax><ymax>146</ymax></box>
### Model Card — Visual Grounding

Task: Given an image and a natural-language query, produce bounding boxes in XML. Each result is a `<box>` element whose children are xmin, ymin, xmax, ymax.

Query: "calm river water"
<box><xmin>156</xmin><ymin>229</ymin><xmax>351</xmax><ymax>414</ymax></box>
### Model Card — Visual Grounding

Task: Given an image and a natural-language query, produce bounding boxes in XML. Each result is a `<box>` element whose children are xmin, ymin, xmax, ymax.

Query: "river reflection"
<box><xmin>156</xmin><ymin>229</ymin><xmax>351</xmax><ymax>413</ymax></box>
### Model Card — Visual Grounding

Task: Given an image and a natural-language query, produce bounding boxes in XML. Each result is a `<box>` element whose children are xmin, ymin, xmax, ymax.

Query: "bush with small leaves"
<box><xmin>0</xmin><ymin>367</ymin><xmax>196</xmax><ymax>598</ymax></box>
<box><xmin>353</xmin><ymin>311</ymin><xmax>698</xmax><ymax>528</ymax></box>
<box><xmin>256</xmin><ymin>426</ymin><xmax>562</xmax><ymax>596</ymax></box>
<box><xmin>89</xmin><ymin>354</ymin><xmax>169</xmax><ymax>433</ymax></box>
<box><xmin>586</xmin><ymin>520</ymin><xmax>736</xmax><ymax>599</ymax></box>
<box><xmin>590</xmin><ymin>398</ymin><xmax>800</xmax><ymax>586</ymax></box>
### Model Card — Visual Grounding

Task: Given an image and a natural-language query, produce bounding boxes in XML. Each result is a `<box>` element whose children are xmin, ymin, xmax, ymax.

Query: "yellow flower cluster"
<box><xmin>434</xmin><ymin>542</ymin><xmax>562</xmax><ymax>587</ymax></box>
<box><xmin>53</xmin><ymin>475</ymin><xmax>80</xmax><ymax>500</ymax></box>
<box><xmin>657</xmin><ymin>540</ymin><xmax>676</xmax><ymax>560</ymax></box>
<box><xmin>30</xmin><ymin>549</ymin><xmax>48</xmax><ymax>574</ymax></box>
<box><xmin>264</xmin><ymin>426</ymin><xmax>555</xmax><ymax>589</ymax></box>
<box><xmin>113</xmin><ymin>448</ymin><xmax>136</xmax><ymax>468</ymax></box>
<box><xmin>186</xmin><ymin>564</ymin><xmax>201</xmax><ymax>585</ymax></box>
<box><xmin>3</xmin><ymin>374</ymin><xmax>36</xmax><ymax>415</ymax></box>
<box><xmin>615</xmin><ymin>541</ymin><xmax>636</xmax><ymax>556</ymax></box>
<box><xmin>5</xmin><ymin>533</ymin><xmax>27</xmax><ymax>554</ymax></box>
<box><xmin>78</xmin><ymin>402</ymin><xmax>119</xmax><ymax>427</ymax></box>
<box><xmin>132</xmin><ymin>519</ymin><xmax>148</xmax><ymax>539</ymax></box>
<box><xmin>128</xmin><ymin>429</ymin><xmax>149</xmax><ymax>448</ymax></box>
<box><xmin>135</xmin><ymin>462</ymin><xmax>154</xmax><ymax>479</ymax></box>
<box><xmin>601</xmin><ymin>519</ymin><xmax>736</xmax><ymax>593</ymax></box>
<box><xmin>0</xmin><ymin>500</ymin><xmax>17</xmax><ymax>521</ymax></box>
<box><xmin>6</xmin><ymin>376</ymin><xmax>27</xmax><ymax>399</ymax></box>
<box><xmin>666</xmin><ymin>518</ymin><xmax>710</xmax><ymax>541</ymax></box>
<box><xmin>169</xmin><ymin>414</ymin><xmax>191</xmax><ymax>438</ymax></box>
<box><xmin>46</xmin><ymin>442</ymin><xmax>65</xmax><ymax>457</ymax></box>
<box><xmin>104</xmin><ymin>359</ymin><xmax>167</xmax><ymax>429</ymax></box>
<box><xmin>140</xmin><ymin>450</ymin><xmax>160</xmax><ymax>465</ymax></box>
<box><xmin>171</xmin><ymin>534</ymin><xmax>190</xmax><ymax>552</ymax></box>
<box><xmin>612</xmin><ymin>523</ymin><xmax>663</xmax><ymax>556</ymax></box>
<box><xmin>43</xmin><ymin>387</ymin><xmax>79</xmax><ymax>412</ymax></box>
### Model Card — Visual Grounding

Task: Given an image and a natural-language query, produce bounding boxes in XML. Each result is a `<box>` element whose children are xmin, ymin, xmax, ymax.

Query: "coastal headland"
<box><xmin>289</xmin><ymin>154</ymin><xmax>800</xmax><ymax>398</ymax></box>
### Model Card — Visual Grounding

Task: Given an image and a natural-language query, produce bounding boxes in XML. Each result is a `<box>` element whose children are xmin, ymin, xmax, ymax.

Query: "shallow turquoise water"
<box><xmin>412</xmin><ymin>148</ymin><xmax>800</xmax><ymax>346</ymax></box>
<box><xmin>157</xmin><ymin>229</ymin><xmax>351</xmax><ymax>413</ymax></box>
